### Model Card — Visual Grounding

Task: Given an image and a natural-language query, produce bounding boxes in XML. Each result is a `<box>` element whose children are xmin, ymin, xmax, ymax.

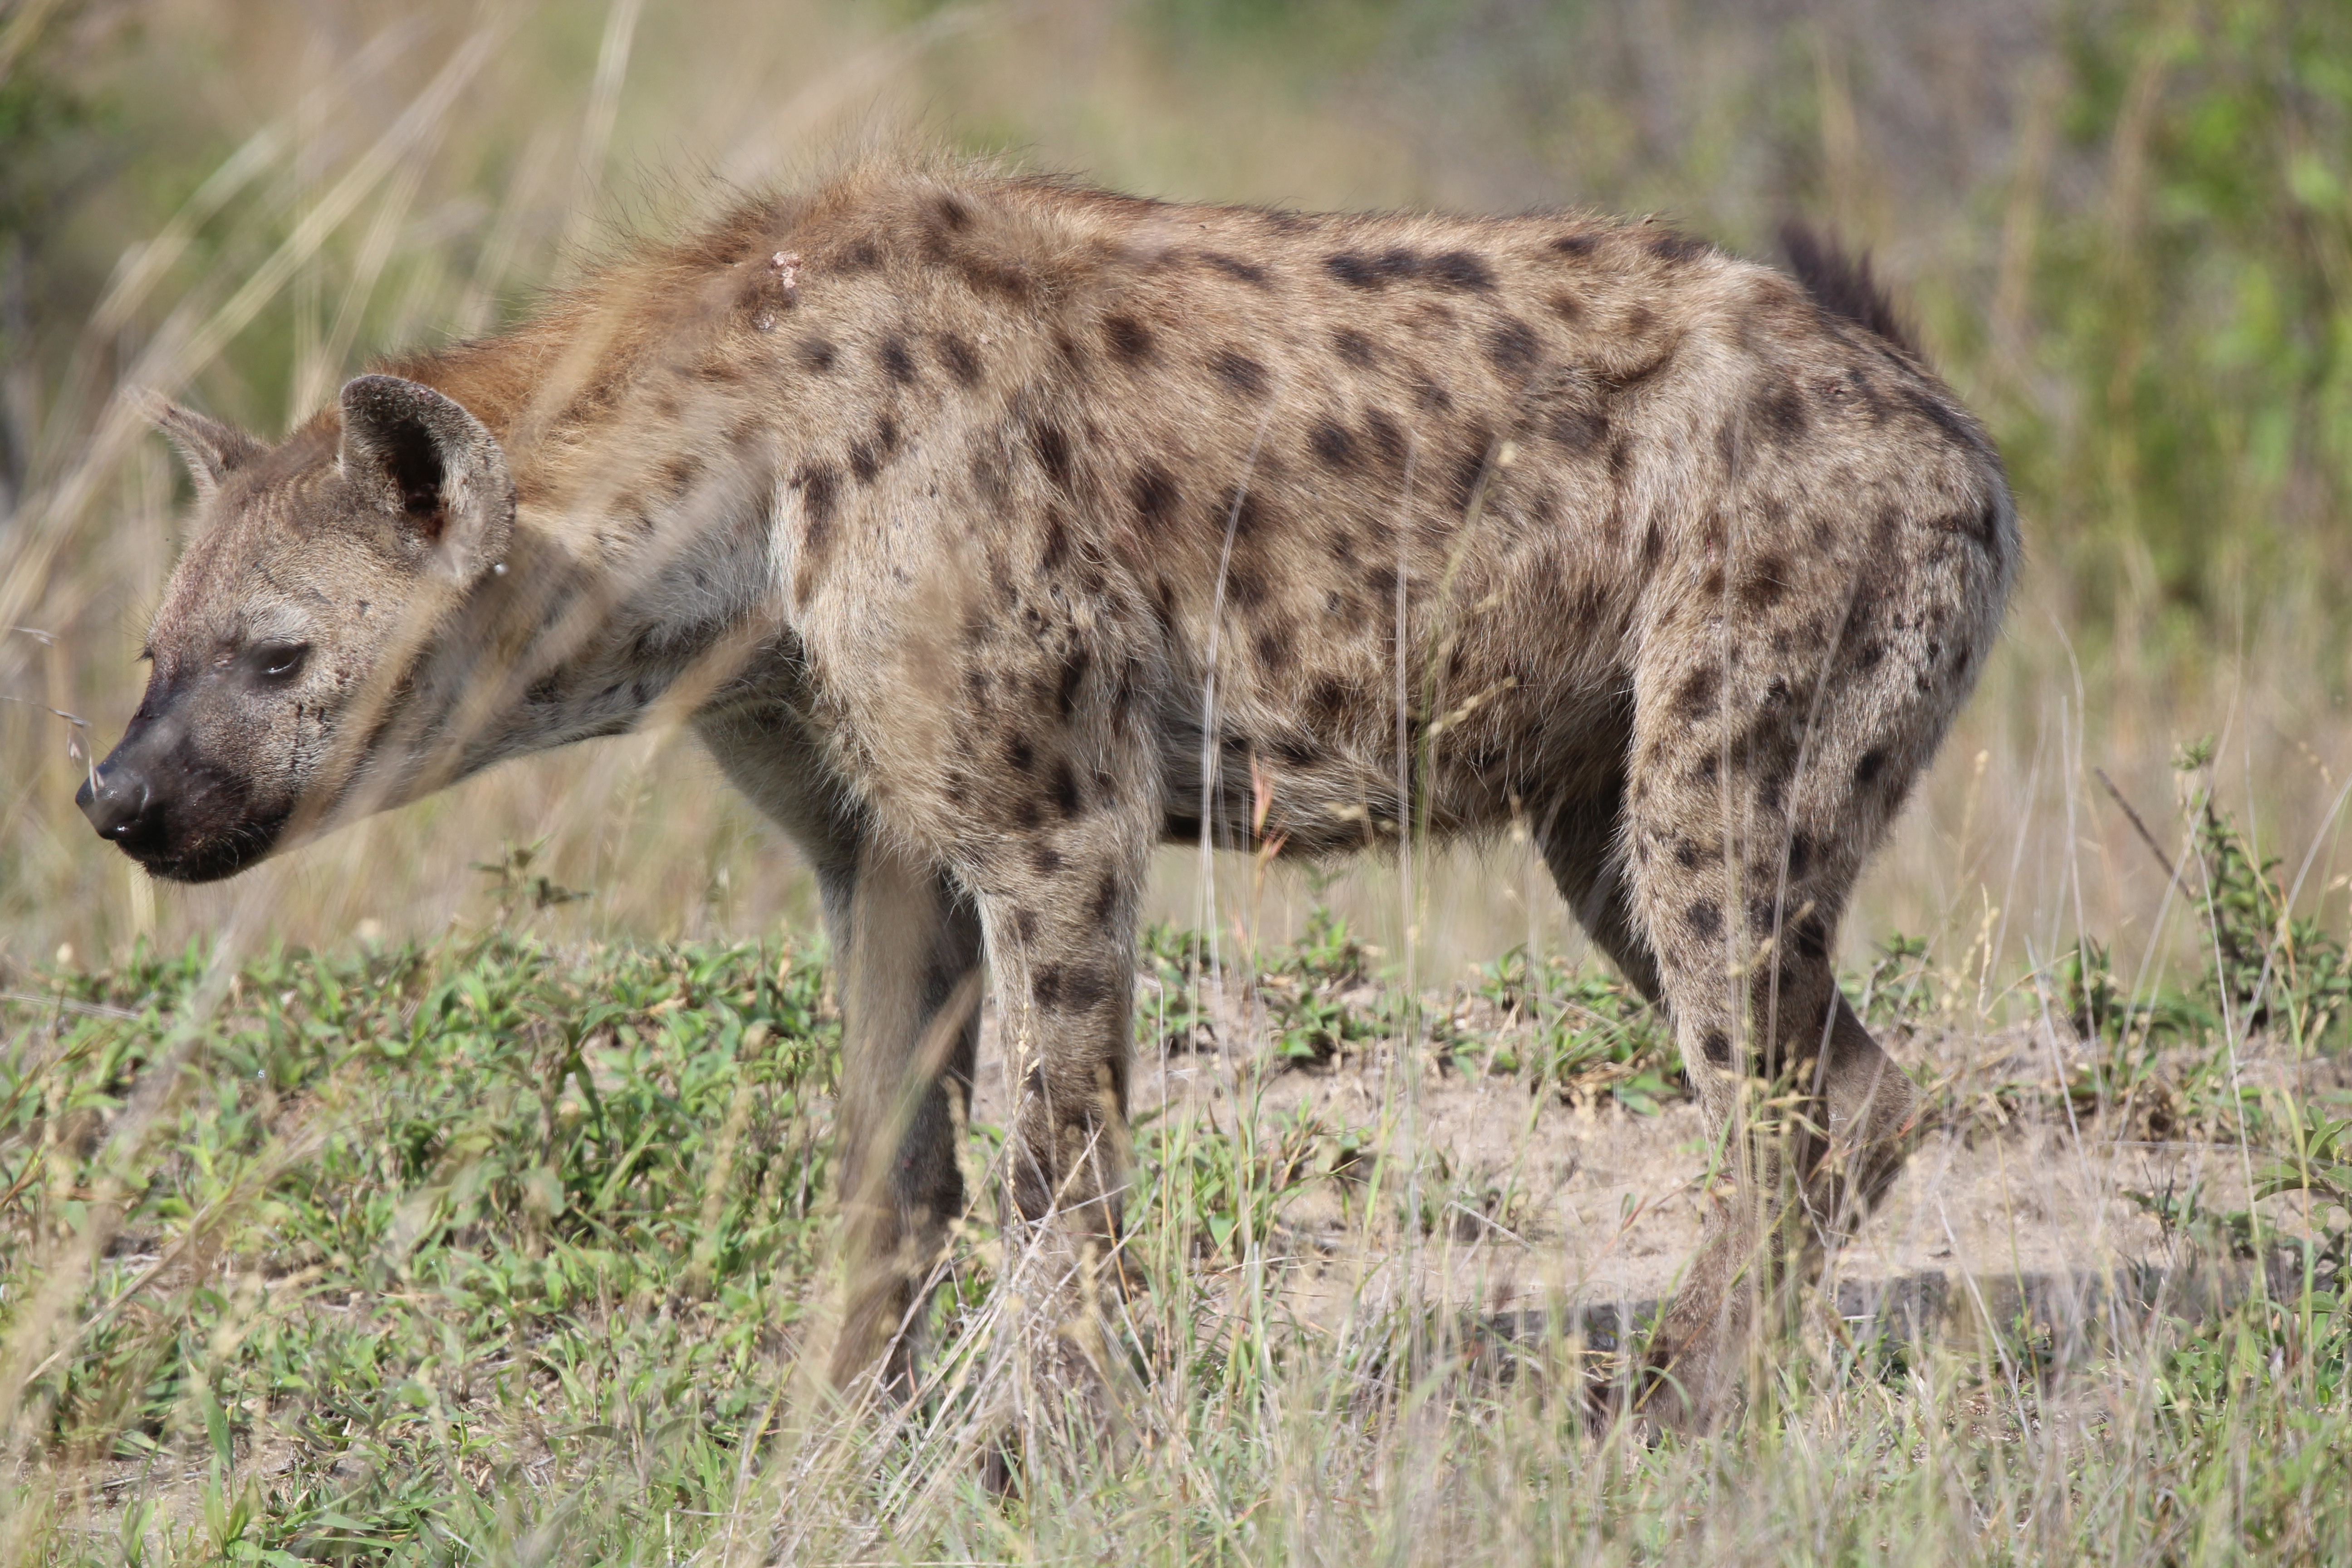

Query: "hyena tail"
<box><xmin>1777</xmin><ymin>221</ymin><xmax>1920</xmax><ymax>361</ymax></box>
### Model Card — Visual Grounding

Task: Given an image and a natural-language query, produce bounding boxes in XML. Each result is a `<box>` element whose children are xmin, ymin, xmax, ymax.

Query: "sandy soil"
<box><xmin>971</xmin><ymin>989</ymin><xmax>2343</xmax><ymax>1342</ymax></box>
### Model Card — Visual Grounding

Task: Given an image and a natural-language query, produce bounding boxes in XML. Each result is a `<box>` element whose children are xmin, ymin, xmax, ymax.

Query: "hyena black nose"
<box><xmin>76</xmin><ymin>761</ymin><xmax>155</xmax><ymax>841</ymax></box>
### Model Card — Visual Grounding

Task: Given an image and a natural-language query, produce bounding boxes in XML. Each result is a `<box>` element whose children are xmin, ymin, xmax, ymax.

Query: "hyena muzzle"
<box><xmin>79</xmin><ymin>155</ymin><xmax>2013</xmax><ymax>1429</ymax></box>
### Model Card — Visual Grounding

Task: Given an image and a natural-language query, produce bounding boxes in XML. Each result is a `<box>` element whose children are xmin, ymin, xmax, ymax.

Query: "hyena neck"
<box><xmin>379</xmin><ymin>290</ymin><xmax>794</xmax><ymax>774</ymax></box>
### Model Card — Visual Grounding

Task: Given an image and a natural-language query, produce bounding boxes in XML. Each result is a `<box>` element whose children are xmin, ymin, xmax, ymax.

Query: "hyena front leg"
<box><xmin>696</xmin><ymin>708</ymin><xmax>984</xmax><ymax>1396</ymax></box>
<box><xmin>1624</xmin><ymin>602</ymin><xmax>1951</xmax><ymax>1428</ymax></box>
<box><xmin>823</xmin><ymin>837</ymin><xmax>985</xmax><ymax>1396</ymax></box>
<box><xmin>1533</xmin><ymin>755</ymin><xmax>1665</xmax><ymax>1004</ymax></box>
<box><xmin>956</xmin><ymin>781</ymin><xmax>1154</xmax><ymax>1401</ymax></box>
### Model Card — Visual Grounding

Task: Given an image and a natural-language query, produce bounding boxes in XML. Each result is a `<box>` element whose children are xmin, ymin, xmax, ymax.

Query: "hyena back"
<box><xmin>82</xmin><ymin>153</ymin><xmax>2013</xmax><ymax>1426</ymax></box>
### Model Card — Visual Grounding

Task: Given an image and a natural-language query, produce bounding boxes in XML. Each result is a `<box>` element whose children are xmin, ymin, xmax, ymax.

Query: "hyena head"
<box><xmin>79</xmin><ymin>375</ymin><xmax>513</xmax><ymax>882</ymax></box>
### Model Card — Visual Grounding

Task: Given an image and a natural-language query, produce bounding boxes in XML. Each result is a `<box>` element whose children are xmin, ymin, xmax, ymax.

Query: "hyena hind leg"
<box><xmin>1621</xmin><ymin>628</ymin><xmax>1960</xmax><ymax>1427</ymax></box>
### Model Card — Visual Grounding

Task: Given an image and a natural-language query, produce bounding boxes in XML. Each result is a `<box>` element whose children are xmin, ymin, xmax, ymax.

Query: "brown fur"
<box><xmin>83</xmin><ymin>151</ymin><xmax>2014</xmax><ymax>1428</ymax></box>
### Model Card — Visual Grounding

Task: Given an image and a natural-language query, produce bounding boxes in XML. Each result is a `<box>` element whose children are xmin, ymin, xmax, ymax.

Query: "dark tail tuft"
<box><xmin>1778</xmin><ymin>221</ymin><xmax>1919</xmax><ymax>360</ymax></box>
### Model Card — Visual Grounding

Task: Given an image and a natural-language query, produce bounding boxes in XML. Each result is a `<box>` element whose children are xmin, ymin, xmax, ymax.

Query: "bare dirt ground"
<box><xmin>971</xmin><ymin>990</ymin><xmax>2344</xmax><ymax>1346</ymax></box>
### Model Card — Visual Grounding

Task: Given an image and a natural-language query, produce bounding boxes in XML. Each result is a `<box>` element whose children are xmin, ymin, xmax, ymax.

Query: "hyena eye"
<box><xmin>245</xmin><ymin>641</ymin><xmax>311</xmax><ymax>685</ymax></box>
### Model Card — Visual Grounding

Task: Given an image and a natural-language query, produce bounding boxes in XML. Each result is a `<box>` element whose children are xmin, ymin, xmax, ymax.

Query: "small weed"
<box><xmin>1443</xmin><ymin>947</ymin><xmax>1676</xmax><ymax>1112</ymax></box>
<box><xmin>2189</xmin><ymin>801</ymin><xmax>2352</xmax><ymax>1047</ymax></box>
<box><xmin>1850</xmin><ymin>933</ymin><xmax>1936</xmax><ymax>1030</ymax></box>
<box><xmin>1133</xmin><ymin>1100</ymin><xmax>1341</xmax><ymax>1259</ymax></box>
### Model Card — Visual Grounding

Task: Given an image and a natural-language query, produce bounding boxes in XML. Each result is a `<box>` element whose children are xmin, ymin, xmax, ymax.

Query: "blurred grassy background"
<box><xmin>2</xmin><ymin>0</ymin><xmax>2347</xmax><ymax>996</ymax></box>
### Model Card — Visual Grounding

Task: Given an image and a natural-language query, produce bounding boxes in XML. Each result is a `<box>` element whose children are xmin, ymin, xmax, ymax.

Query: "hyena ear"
<box><xmin>337</xmin><ymin>374</ymin><xmax>515</xmax><ymax>584</ymax></box>
<box><xmin>137</xmin><ymin>390</ymin><xmax>266</xmax><ymax>506</ymax></box>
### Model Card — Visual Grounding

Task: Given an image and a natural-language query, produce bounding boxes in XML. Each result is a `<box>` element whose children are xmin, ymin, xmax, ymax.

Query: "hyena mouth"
<box><xmin>130</xmin><ymin>808</ymin><xmax>294</xmax><ymax>884</ymax></box>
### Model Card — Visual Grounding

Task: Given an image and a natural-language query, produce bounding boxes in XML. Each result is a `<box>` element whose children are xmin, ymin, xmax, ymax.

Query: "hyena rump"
<box><xmin>81</xmin><ymin>154</ymin><xmax>2013</xmax><ymax>1426</ymax></box>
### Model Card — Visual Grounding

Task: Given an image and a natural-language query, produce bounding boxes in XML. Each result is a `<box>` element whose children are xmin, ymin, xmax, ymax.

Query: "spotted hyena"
<box><xmin>80</xmin><ymin>153</ymin><xmax>2012</xmax><ymax>1426</ymax></box>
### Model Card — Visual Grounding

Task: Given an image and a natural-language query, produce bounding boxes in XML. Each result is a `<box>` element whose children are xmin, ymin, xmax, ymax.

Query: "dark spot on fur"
<box><xmin>1552</xmin><ymin>232</ymin><xmax>1599</xmax><ymax>257</ymax></box>
<box><xmin>879</xmin><ymin>336</ymin><xmax>917</xmax><ymax>384</ymax></box>
<box><xmin>1333</xmin><ymin>328</ymin><xmax>1378</xmax><ymax>367</ymax></box>
<box><xmin>954</xmin><ymin>246</ymin><xmax>1033</xmax><ymax>300</ymax></box>
<box><xmin>1485</xmin><ymin>316</ymin><xmax>1540</xmax><ymax>376</ymax></box>
<box><xmin>1365</xmin><ymin>408</ymin><xmax>1408</xmax><ymax>469</ymax></box>
<box><xmin>1548</xmin><ymin>405</ymin><xmax>1607</xmax><ymax>455</ymax></box>
<box><xmin>849</xmin><ymin>415</ymin><xmax>901</xmax><ymax>484</ymax></box>
<box><xmin>1053</xmin><ymin>761</ymin><xmax>1083</xmax><ymax>818</ymax></box>
<box><xmin>1688</xmin><ymin>900</ymin><xmax>1723</xmax><ymax>941</ymax></box>
<box><xmin>1326</xmin><ymin>253</ymin><xmax>1386</xmax><ymax>288</ymax></box>
<box><xmin>1757</xmin><ymin>384</ymin><xmax>1810</xmax><ymax>443</ymax></box>
<box><xmin>1855</xmin><ymin>749</ymin><xmax>1888</xmax><ymax>786</ymax></box>
<box><xmin>1450</xmin><ymin>437</ymin><xmax>1493</xmax><ymax>512</ymax></box>
<box><xmin>938</xmin><ymin>333</ymin><xmax>983</xmax><ymax>386</ymax></box>
<box><xmin>1014</xmin><ymin>907</ymin><xmax>1038</xmax><ymax>942</ymax></box>
<box><xmin>1030</xmin><ymin>420</ymin><xmax>1074</xmax><ymax>489</ymax></box>
<box><xmin>1006</xmin><ymin>735</ymin><xmax>1035</xmax><ymax>774</ymax></box>
<box><xmin>1105</xmin><ymin>313</ymin><xmax>1155</xmax><ymax>365</ymax></box>
<box><xmin>1090</xmin><ymin>873</ymin><xmax>1121</xmax><ymax>923</ymax></box>
<box><xmin>1031</xmin><ymin>843</ymin><xmax>1065</xmax><ymax>876</ymax></box>
<box><xmin>1200</xmin><ymin>250</ymin><xmax>1270</xmax><ymax>286</ymax></box>
<box><xmin>1132</xmin><ymin>461</ymin><xmax>1179</xmax><ymax>524</ymax></box>
<box><xmin>1311</xmin><ymin>419</ymin><xmax>1358</xmax><ymax>471</ymax></box>
<box><xmin>1641</xmin><ymin>519</ymin><xmax>1662</xmax><ymax>564</ymax></box>
<box><xmin>799</xmin><ymin>337</ymin><xmax>838</xmax><ymax>373</ymax></box>
<box><xmin>1208</xmin><ymin>484</ymin><xmax>1271</xmax><ymax>541</ymax></box>
<box><xmin>1676</xmin><ymin>665</ymin><xmax>1718</xmax><ymax>718</ymax></box>
<box><xmin>1701</xmin><ymin>1029</ymin><xmax>1732</xmax><ymax>1066</ymax></box>
<box><xmin>968</xmin><ymin>445</ymin><xmax>1010</xmax><ymax>507</ymax></box>
<box><xmin>1675</xmin><ymin>838</ymin><xmax>1704</xmax><ymax>871</ymax></box>
<box><xmin>1210</xmin><ymin>349</ymin><xmax>1269</xmax><ymax>399</ymax></box>
<box><xmin>1254</xmin><ymin>625</ymin><xmax>1294</xmax><ymax>673</ymax></box>
<box><xmin>1033</xmin><ymin>960</ymin><xmax>1108</xmax><ymax>1012</ymax></box>
<box><xmin>1740</xmin><ymin>555</ymin><xmax>1790</xmax><ymax>610</ymax></box>
<box><xmin>1607</xmin><ymin>434</ymin><xmax>1634</xmax><ymax>482</ymax></box>
<box><xmin>1308</xmin><ymin>677</ymin><xmax>1348</xmax><ymax>722</ymax></box>
<box><xmin>797</xmin><ymin>463</ymin><xmax>840</xmax><ymax>529</ymax></box>
<box><xmin>1225</xmin><ymin>558</ymin><xmax>1267</xmax><ymax>609</ymax></box>
<box><xmin>1426</xmin><ymin>250</ymin><xmax>1495</xmax><ymax>291</ymax></box>
<box><xmin>1411</xmin><ymin>373</ymin><xmax>1453</xmax><ymax>413</ymax></box>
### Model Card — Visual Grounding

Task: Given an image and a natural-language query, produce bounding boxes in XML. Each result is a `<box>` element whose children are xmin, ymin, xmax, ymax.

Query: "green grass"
<box><xmin>5</xmin><ymin>848</ymin><xmax>2352</xmax><ymax>1563</ymax></box>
